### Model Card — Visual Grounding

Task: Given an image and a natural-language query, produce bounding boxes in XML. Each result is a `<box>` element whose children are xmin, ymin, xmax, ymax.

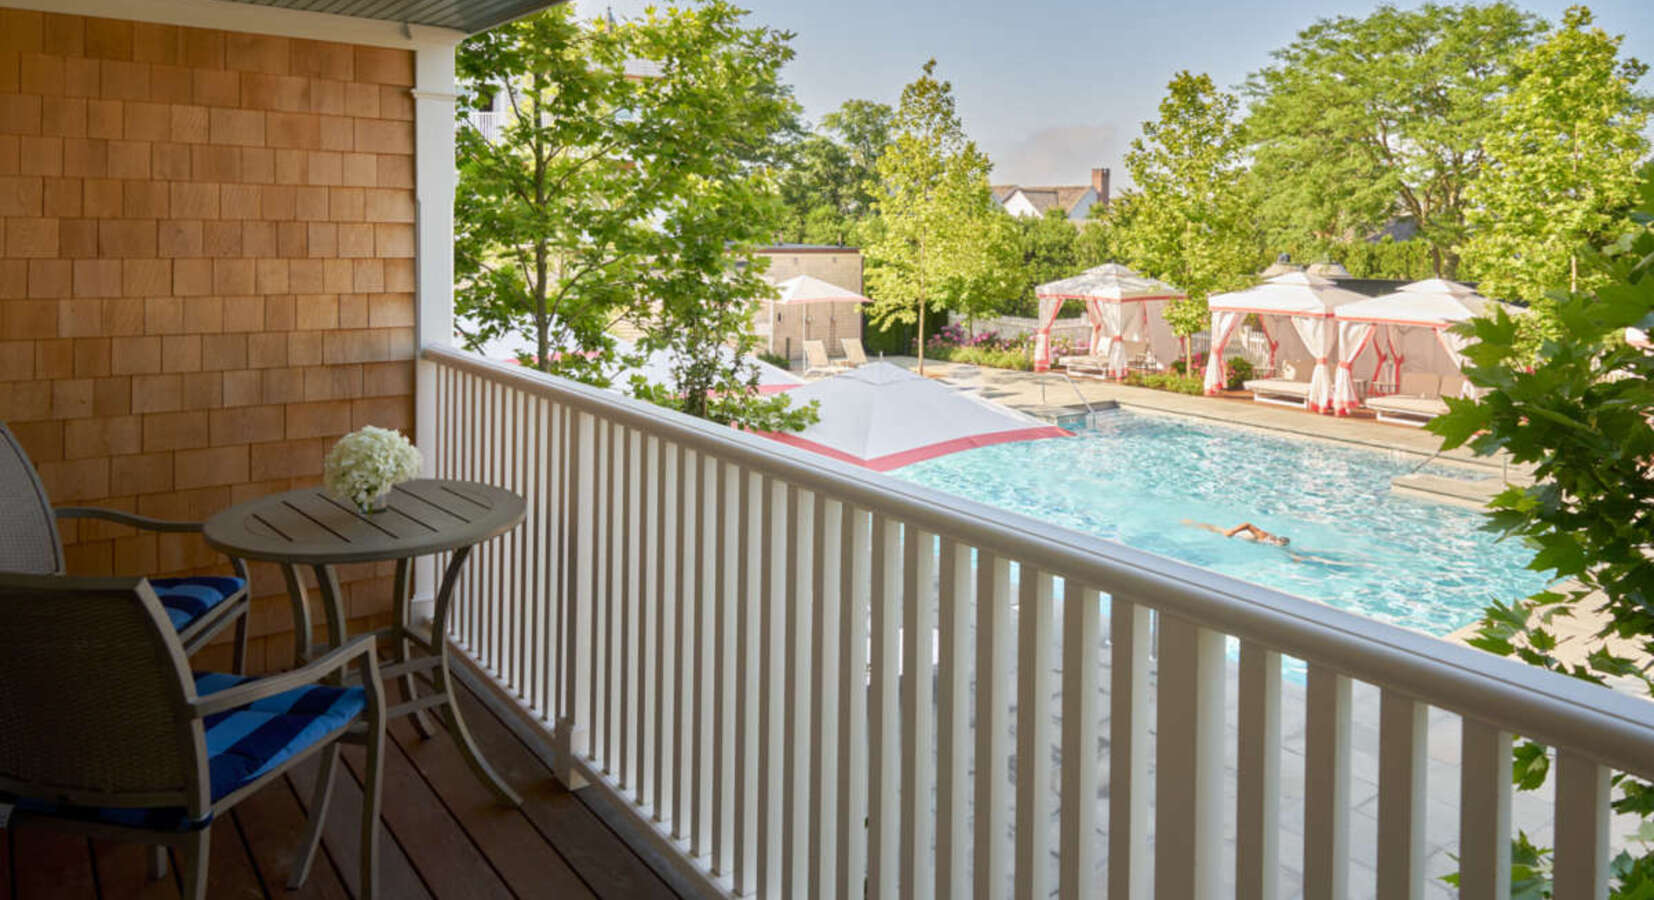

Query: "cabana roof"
<box><xmin>1208</xmin><ymin>271</ymin><xmax>1368</xmax><ymax>318</ymax></box>
<box><xmin>1335</xmin><ymin>278</ymin><xmax>1499</xmax><ymax>328</ymax></box>
<box><xmin>1035</xmin><ymin>263</ymin><xmax>1185</xmax><ymax>303</ymax></box>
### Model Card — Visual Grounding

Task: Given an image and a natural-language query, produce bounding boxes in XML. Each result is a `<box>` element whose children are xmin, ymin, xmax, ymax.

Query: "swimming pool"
<box><xmin>895</xmin><ymin>409</ymin><xmax>1549</xmax><ymax>637</ymax></box>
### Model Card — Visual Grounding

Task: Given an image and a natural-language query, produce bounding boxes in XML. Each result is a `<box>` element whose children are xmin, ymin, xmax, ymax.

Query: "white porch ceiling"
<box><xmin>223</xmin><ymin>0</ymin><xmax>565</xmax><ymax>35</ymax></box>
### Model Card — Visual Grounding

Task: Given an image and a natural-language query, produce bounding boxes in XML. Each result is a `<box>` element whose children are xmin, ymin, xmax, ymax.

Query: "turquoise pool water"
<box><xmin>895</xmin><ymin>410</ymin><xmax>1549</xmax><ymax>637</ymax></box>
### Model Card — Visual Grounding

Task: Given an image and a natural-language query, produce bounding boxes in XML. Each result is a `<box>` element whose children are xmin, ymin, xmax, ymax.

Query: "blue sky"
<box><xmin>578</xmin><ymin>0</ymin><xmax>1654</xmax><ymax>188</ymax></box>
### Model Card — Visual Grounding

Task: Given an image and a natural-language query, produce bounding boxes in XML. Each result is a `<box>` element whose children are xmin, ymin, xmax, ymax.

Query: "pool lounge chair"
<box><xmin>1367</xmin><ymin>372</ymin><xmax>1451</xmax><ymax>426</ymax></box>
<box><xmin>841</xmin><ymin>337</ymin><xmax>869</xmax><ymax>367</ymax></box>
<box><xmin>1058</xmin><ymin>354</ymin><xmax>1109</xmax><ymax>378</ymax></box>
<box><xmin>803</xmin><ymin>340</ymin><xmax>852</xmax><ymax>377</ymax></box>
<box><xmin>1243</xmin><ymin>359</ymin><xmax>1314</xmax><ymax>407</ymax></box>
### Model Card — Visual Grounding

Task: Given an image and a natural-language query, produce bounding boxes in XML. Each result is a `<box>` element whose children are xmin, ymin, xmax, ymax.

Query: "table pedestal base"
<box><xmin>279</xmin><ymin>546</ymin><xmax>522</xmax><ymax>807</ymax></box>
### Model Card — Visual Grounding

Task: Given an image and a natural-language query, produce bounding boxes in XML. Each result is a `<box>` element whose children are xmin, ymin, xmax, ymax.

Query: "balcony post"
<box><xmin>412</xmin><ymin>39</ymin><xmax>459</xmax><ymax>622</ymax></box>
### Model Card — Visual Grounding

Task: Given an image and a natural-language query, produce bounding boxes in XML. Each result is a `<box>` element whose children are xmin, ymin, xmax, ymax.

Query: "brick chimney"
<box><xmin>1091</xmin><ymin>167</ymin><xmax>1110</xmax><ymax>207</ymax></box>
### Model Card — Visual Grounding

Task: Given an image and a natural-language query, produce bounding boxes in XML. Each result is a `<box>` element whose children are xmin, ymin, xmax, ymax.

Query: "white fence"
<box><xmin>423</xmin><ymin>344</ymin><xmax>1654</xmax><ymax>898</ymax></box>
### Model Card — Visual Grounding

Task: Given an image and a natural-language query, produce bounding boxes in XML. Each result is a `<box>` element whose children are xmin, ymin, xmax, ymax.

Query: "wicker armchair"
<box><xmin>0</xmin><ymin>573</ymin><xmax>385</xmax><ymax>899</ymax></box>
<box><xmin>0</xmin><ymin>422</ymin><xmax>252</xmax><ymax>672</ymax></box>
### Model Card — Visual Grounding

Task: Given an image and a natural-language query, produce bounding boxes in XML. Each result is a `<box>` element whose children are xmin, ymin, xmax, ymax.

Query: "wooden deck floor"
<box><xmin>1</xmin><ymin>677</ymin><xmax>680</xmax><ymax>900</ymax></box>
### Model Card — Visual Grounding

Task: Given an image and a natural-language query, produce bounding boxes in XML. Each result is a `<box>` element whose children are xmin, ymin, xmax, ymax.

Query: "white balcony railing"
<box><xmin>422</xmin><ymin>344</ymin><xmax>1654</xmax><ymax>898</ymax></box>
<box><xmin>467</xmin><ymin>110</ymin><xmax>501</xmax><ymax>142</ymax></box>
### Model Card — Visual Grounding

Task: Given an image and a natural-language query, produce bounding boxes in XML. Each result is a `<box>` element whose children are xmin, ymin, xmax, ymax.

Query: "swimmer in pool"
<box><xmin>1182</xmin><ymin>519</ymin><xmax>1361</xmax><ymax>568</ymax></box>
<box><xmin>1182</xmin><ymin>520</ymin><xmax>1289</xmax><ymax>546</ymax></box>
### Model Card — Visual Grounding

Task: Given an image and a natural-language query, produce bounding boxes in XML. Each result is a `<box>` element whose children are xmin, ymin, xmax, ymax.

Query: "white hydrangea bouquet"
<box><xmin>323</xmin><ymin>426</ymin><xmax>422</xmax><ymax>514</ymax></box>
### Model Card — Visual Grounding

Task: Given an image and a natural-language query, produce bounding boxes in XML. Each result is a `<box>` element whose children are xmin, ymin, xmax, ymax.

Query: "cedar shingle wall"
<box><xmin>0</xmin><ymin>9</ymin><xmax>418</xmax><ymax>672</ymax></box>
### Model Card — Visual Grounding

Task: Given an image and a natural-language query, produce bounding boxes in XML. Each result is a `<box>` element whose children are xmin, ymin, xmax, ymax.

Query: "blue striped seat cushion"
<box><xmin>2</xmin><ymin>674</ymin><xmax>364</xmax><ymax>832</ymax></box>
<box><xmin>193</xmin><ymin>673</ymin><xmax>365</xmax><ymax>800</ymax></box>
<box><xmin>147</xmin><ymin>576</ymin><xmax>244</xmax><ymax>632</ymax></box>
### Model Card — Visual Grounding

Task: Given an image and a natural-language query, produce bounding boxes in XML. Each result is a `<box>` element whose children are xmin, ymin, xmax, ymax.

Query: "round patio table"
<box><xmin>204</xmin><ymin>478</ymin><xmax>527</xmax><ymax>806</ymax></box>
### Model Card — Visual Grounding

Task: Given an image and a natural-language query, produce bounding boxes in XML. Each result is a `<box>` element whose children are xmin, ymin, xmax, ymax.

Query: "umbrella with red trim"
<box><xmin>755</xmin><ymin>362</ymin><xmax>1070</xmax><ymax>472</ymax></box>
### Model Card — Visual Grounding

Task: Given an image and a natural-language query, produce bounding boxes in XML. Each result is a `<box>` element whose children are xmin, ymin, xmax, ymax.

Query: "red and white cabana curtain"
<box><xmin>1289</xmin><ymin>316</ymin><xmax>1338</xmax><ymax>412</ymax></box>
<box><xmin>1033</xmin><ymin>295</ymin><xmax>1066</xmax><ymax>371</ymax></box>
<box><xmin>1332</xmin><ymin>320</ymin><xmax>1376</xmax><ymax>415</ymax></box>
<box><xmin>1088</xmin><ymin>299</ymin><xmax>1132</xmax><ymax>377</ymax></box>
<box><xmin>1436</xmin><ymin>328</ymin><xmax>1475</xmax><ymax>396</ymax></box>
<box><xmin>1202</xmin><ymin>310</ymin><xmax>1249</xmax><ymax>394</ymax></box>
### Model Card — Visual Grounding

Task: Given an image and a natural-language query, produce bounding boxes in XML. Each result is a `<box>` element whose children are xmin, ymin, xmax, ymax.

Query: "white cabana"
<box><xmin>758</xmin><ymin>362</ymin><xmax>1069</xmax><ymax>471</ymax></box>
<box><xmin>1032</xmin><ymin>263</ymin><xmax>1184</xmax><ymax>375</ymax></box>
<box><xmin>1330</xmin><ymin>279</ymin><xmax>1500</xmax><ymax>414</ymax></box>
<box><xmin>763</xmin><ymin>274</ymin><xmax>873</xmax><ymax>355</ymax></box>
<box><xmin>1203</xmin><ymin>271</ymin><xmax>1368</xmax><ymax>412</ymax></box>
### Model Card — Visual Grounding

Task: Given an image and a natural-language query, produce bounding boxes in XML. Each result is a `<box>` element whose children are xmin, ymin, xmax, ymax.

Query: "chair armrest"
<box><xmin>58</xmin><ymin>506</ymin><xmax>249</xmax><ymax>581</ymax></box>
<box><xmin>55</xmin><ymin>506</ymin><xmax>205</xmax><ymax>533</ymax></box>
<box><xmin>191</xmin><ymin>635</ymin><xmax>379</xmax><ymax>719</ymax></box>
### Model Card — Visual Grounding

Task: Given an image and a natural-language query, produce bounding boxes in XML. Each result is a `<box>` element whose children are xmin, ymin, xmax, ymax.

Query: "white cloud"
<box><xmin>984</xmin><ymin>123</ymin><xmax>1127</xmax><ymax>188</ymax></box>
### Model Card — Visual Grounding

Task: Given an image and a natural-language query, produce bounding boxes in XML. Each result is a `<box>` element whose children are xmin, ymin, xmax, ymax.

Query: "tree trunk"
<box><xmin>535</xmin><ymin>242</ymin><xmax>549</xmax><ymax>372</ymax></box>
<box><xmin>916</xmin><ymin>232</ymin><xmax>927</xmax><ymax>376</ymax></box>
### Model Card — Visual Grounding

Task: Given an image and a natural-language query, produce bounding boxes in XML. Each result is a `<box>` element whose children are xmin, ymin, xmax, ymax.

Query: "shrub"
<box><xmin>1124</xmin><ymin>371</ymin><xmax>1204</xmax><ymax>395</ymax></box>
<box><xmin>1169</xmin><ymin>352</ymin><xmax>1209</xmax><ymax>376</ymax></box>
<box><xmin>929</xmin><ymin>323</ymin><xmax>969</xmax><ymax>348</ymax></box>
<box><xmin>930</xmin><ymin>343</ymin><xmax>1033</xmax><ymax>371</ymax></box>
<box><xmin>1225</xmin><ymin>356</ymin><xmax>1255</xmax><ymax>390</ymax></box>
<box><xmin>756</xmin><ymin>350</ymin><xmax>791</xmax><ymax>369</ymax></box>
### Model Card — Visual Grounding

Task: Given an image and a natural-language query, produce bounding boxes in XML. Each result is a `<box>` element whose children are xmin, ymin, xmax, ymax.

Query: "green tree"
<box><xmin>776</xmin><ymin>99</ymin><xmax>892</xmax><ymax>246</ymax></box>
<box><xmin>616</xmin><ymin>1</ymin><xmax>816</xmax><ymax>431</ymax></box>
<box><xmin>1105</xmin><ymin>72</ymin><xmax>1259</xmax><ymax>368</ymax></box>
<box><xmin>1461</xmin><ymin>5</ymin><xmax>1649</xmax><ymax>321</ymax></box>
<box><xmin>454</xmin><ymin>5</ymin><xmax>639</xmax><ymax>382</ymax></box>
<box><xmin>1004</xmin><ymin>208</ymin><xmax>1083</xmax><ymax>317</ymax></box>
<box><xmin>455</xmin><ymin>2</ymin><xmax>811</xmax><ymax>432</ymax></box>
<box><xmin>1432</xmin><ymin>164</ymin><xmax>1654</xmax><ymax>893</ymax></box>
<box><xmin>1244</xmin><ymin>2</ymin><xmax>1541</xmax><ymax>277</ymax></box>
<box><xmin>865</xmin><ymin>59</ymin><xmax>1017</xmax><ymax>372</ymax></box>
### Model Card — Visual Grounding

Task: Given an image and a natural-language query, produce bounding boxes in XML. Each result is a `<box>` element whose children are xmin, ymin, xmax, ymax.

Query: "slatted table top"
<box><xmin>204</xmin><ymin>479</ymin><xmax>526</xmax><ymax>565</ymax></box>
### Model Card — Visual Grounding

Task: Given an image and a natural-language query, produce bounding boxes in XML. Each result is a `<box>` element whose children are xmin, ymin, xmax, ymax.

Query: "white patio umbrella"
<box><xmin>1204</xmin><ymin>271</ymin><xmax>1368</xmax><ymax>412</ymax></box>
<box><xmin>758</xmin><ymin>362</ymin><xmax>1069</xmax><ymax>471</ymax></box>
<box><xmin>1331</xmin><ymin>279</ymin><xmax>1502</xmax><ymax>412</ymax></box>
<box><xmin>1033</xmin><ymin>263</ymin><xmax>1184</xmax><ymax>375</ymax></box>
<box><xmin>766</xmin><ymin>274</ymin><xmax>874</xmax><ymax>354</ymax></box>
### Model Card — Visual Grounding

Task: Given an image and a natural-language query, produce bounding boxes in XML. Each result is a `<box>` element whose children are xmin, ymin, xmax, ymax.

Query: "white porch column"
<box><xmin>413</xmin><ymin>40</ymin><xmax>460</xmax><ymax>615</ymax></box>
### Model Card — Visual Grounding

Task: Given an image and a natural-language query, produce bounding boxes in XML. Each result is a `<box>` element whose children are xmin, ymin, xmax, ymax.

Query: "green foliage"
<box><xmin>1244</xmin><ymin>2</ymin><xmax>1541</xmax><ymax>276</ymax></box>
<box><xmin>1430</xmin><ymin>164</ymin><xmax>1654</xmax><ymax>890</ymax></box>
<box><xmin>1123</xmin><ymin>371</ymin><xmax>1205</xmax><ymax>395</ymax></box>
<box><xmin>864</xmin><ymin>59</ymin><xmax>1019</xmax><ymax>370</ymax></box>
<box><xmin>756</xmin><ymin>350</ymin><xmax>792</xmax><ymax>369</ymax></box>
<box><xmin>1442</xmin><ymin>831</ymin><xmax>1556</xmax><ymax>898</ymax></box>
<box><xmin>1276</xmin><ymin>236</ymin><xmax>1438</xmax><ymax>280</ymax></box>
<box><xmin>776</xmin><ymin>98</ymin><xmax>893</xmax><ymax>246</ymax></box>
<box><xmin>455</xmin><ymin>5</ymin><xmax>637</xmax><ymax>382</ymax></box>
<box><xmin>1003</xmin><ymin>209</ymin><xmax>1087</xmax><ymax>317</ymax></box>
<box><xmin>1225</xmin><ymin>357</ymin><xmax>1255</xmax><ymax>389</ymax></box>
<box><xmin>1103</xmin><ymin>71</ymin><xmax>1259</xmax><ymax>367</ymax></box>
<box><xmin>928</xmin><ymin>343</ymin><xmax>1033</xmax><ymax>371</ymax></box>
<box><xmin>1461</xmin><ymin>5</ymin><xmax>1650</xmax><ymax>322</ymax></box>
<box><xmin>613</xmin><ymin>2</ymin><xmax>813</xmax><ymax>432</ymax></box>
<box><xmin>456</xmin><ymin>2</ymin><xmax>812</xmax><ymax>432</ymax></box>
